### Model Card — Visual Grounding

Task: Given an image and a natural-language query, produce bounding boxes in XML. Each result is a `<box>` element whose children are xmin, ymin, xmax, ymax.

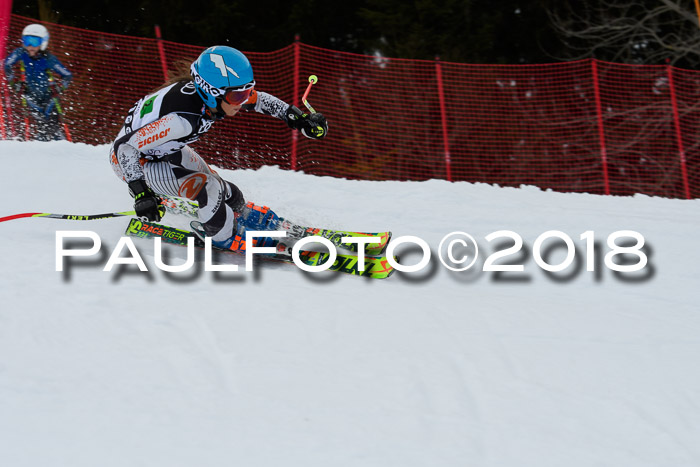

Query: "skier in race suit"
<box><xmin>3</xmin><ymin>24</ymin><xmax>72</xmax><ymax>141</ymax></box>
<box><xmin>110</xmin><ymin>46</ymin><xmax>327</xmax><ymax>251</ymax></box>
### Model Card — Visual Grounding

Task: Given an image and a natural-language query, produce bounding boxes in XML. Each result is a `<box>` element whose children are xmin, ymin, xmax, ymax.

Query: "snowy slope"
<box><xmin>1</xmin><ymin>140</ymin><xmax>699</xmax><ymax>467</ymax></box>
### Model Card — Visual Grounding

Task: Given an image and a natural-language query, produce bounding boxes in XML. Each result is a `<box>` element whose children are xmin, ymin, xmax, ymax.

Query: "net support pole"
<box><xmin>0</xmin><ymin>0</ymin><xmax>11</xmax><ymax>61</ymax></box>
<box><xmin>591</xmin><ymin>59</ymin><xmax>610</xmax><ymax>195</ymax></box>
<box><xmin>666</xmin><ymin>64</ymin><xmax>691</xmax><ymax>199</ymax></box>
<box><xmin>0</xmin><ymin>82</ymin><xmax>6</xmax><ymax>139</ymax></box>
<box><xmin>0</xmin><ymin>0</ymin><xmax>11</xmax><ymax>139</ymax></box>
<box><xmin>154</xmin><ymin>25</ymin><xmax>168</xmax><ymax>81</ymax></box>
<box><xmin>0</xmin><ymin>68</ymin><xmax>6</xmax><ymax>139</ymax></box>
<box><xmin>290</xmin><ymin>34</ymin><xmax>300</xmax><ymax>171</ymax></box>
<box><xmin>435</xmin><ymin>56</ymin><xmax>452</xmax><ymax>182</ymax></box>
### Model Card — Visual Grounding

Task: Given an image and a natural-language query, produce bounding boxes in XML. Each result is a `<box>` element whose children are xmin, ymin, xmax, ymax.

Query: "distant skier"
<box><xmin>109</xmin><ymin>45</ymin><xmax>328</xmax><ymax>251</ymax></box>
<box><xmin>3</xmin><ymin>23</ymin><xmax>72</xmax><ymax>141</ymax></box>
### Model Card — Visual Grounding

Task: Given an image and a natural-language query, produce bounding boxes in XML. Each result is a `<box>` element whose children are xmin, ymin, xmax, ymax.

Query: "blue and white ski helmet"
<box><xmin>22</xmin><ymin>24</ymin><xmax>49</xmax><ymax>51</ymax></box>
<box><xmin>190</xmin><ymin>46</ymin><xmax>255</xmax><ymax>109</ymax></box>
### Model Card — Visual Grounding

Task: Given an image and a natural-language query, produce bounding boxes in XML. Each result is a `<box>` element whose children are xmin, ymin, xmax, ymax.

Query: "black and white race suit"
<box><xmin>109</xmin><ymin>80</ymin><xmax>291</xmax><ymax>241</ymax></box>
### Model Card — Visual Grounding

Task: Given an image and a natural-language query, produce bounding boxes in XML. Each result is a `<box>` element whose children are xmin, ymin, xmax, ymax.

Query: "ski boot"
<box><xmin>237</xmin><ymin>202</ymin><xmax>281</xmax><ymax>231</ymax></box>
<box><xmin>191</xmin><ymin>219</ymin><xmax>279</xmax><ymax>253</ymax></box>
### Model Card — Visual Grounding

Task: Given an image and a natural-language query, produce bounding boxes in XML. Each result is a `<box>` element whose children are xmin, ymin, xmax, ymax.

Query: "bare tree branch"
<box><xmin>546</xmin><ymin>0</ymin><xmax>700</xmax><ymax>67</ymax></box>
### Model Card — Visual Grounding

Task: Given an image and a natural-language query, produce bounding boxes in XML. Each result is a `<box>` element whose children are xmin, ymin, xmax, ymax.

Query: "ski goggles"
<box><xmin>221</xmin><ymin>82</ymin><xmax>255</xmax><ymax>106</ymax></box>
<box><xmin>22</xmin><ymin>35</ymin><xmax>42</xmax><ymax>47</ymax></box>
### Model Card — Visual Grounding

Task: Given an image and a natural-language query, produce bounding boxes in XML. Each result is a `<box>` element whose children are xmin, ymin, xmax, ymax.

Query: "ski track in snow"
<box><xmin>1</xmin><ymin>140</ymin><xmax>699</xmax><ymax>467</ymax></box>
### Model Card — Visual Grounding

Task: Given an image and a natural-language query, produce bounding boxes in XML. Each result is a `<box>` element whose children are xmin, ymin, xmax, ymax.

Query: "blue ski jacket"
<box><xmin>3</xmin><ymin>48</ymin><xmax>72</xmax><ymax>105</ymax></box>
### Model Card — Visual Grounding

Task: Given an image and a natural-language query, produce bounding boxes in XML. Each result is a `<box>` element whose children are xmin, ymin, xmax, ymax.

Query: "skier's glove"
<box><xmin>49</xmin><ymin>81</ymin><xmax>66</xmax><ymax>95</ymax></box>
<box><xmin>8</xmin><ymin>80</ymin><xmax>23</xmax><ymax>94</ymax></box>
<box><xmin>285</xmin><ymin>105</ymin><xmax>328</xmax><ymax>139</ymax></box>
<box><xmin>128</xmin><ymin>179</ymin><xmax>165</xmax><ymax>222</ymax></box>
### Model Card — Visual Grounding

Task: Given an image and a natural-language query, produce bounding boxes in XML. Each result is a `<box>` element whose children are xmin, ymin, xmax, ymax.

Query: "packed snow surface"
<box><xmin>1</xmin><ymin>141</ymin><xmax>699</xmax><ymax>467</ymax></box>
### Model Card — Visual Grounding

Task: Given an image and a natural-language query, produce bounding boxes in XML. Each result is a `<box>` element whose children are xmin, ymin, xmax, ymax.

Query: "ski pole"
<box><xmin>0</xmin><ymin>210</ymin><xmax>136</xmax><ymax>223</ymax></box>
<box><xmin>301</xmin><ymin>75</ymin><xmax>318</xmax><ymax>114</ymax></box>
<box><xmin>48</xmin><ymin>71</ymin><xmax>73</xmax><ymax>142</ymax></box>
<box><xmin>18</xmin><ymin>61</ymin><xmax>31</xmax><ymax>140</ymax></box>
<box><xmin>51</xmin><ymin>96</ymin><xmax>72</xmax><ymax>142</ymax></box>
<box><xmin>3</xmin><ymin>82</ymin><xmax>15</xmax><ymax>137</ymax></box>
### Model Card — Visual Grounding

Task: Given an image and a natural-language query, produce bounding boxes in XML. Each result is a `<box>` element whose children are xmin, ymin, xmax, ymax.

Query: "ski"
<box><xmin>125</xmin><ymin>218</ymin><xmax>397</xmax><ymax>279</ymax></box>
<box><xmin>157</xmin><ymin>194</ymin><xmax>392</xmax><ymax>256</ymax></box>
<box><xmin>279</xmin><ymin>223</ymin><xmax>391</xmax><ymax>257</ymax></box>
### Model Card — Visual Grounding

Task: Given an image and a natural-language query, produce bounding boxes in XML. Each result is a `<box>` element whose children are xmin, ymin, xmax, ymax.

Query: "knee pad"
<box><xmin>178</xmin><ymin>173</ymin><xmax>209</xmax><ymax>200</ymax></box>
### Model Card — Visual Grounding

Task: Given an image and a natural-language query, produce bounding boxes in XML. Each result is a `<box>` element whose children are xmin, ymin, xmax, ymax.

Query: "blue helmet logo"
<box><xmin>190</xmin><ymin>46</ymin><xmax>255</xmax><ymax>109</ymax></box>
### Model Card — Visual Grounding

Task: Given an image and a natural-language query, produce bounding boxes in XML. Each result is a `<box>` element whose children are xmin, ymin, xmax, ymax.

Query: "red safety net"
<box><xmin>2</xmin><ymin>14</ymin><xmax>698</xmax><ymax>199</ymax></box>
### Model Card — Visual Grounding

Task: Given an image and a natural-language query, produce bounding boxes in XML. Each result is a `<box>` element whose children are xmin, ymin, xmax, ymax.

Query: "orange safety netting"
<box><xmin>2</xmin><ymin>14</ymin><xmax>698</xmax><ymax>199</ymax></box>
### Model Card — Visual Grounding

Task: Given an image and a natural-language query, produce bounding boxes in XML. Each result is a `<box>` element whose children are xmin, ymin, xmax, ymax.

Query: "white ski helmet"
<box><xmin>22</xmin><ymin>24</ymin><xmax>49</xmax><ymax>51</ymax></box>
